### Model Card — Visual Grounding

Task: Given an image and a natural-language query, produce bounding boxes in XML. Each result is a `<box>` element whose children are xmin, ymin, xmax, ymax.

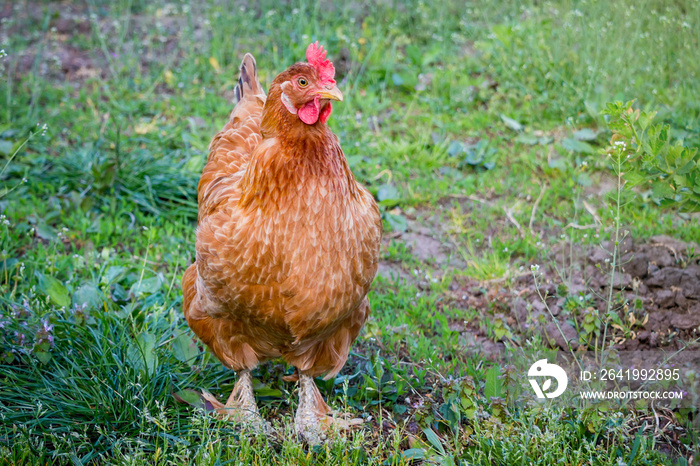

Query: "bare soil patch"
<box><xmin>452</xmin><ymin>235</ymin><xmax>700</xmax><ymax>353</ymax></box>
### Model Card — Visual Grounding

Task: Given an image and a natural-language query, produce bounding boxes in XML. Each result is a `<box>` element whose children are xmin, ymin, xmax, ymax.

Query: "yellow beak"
<box><xmin>317</xmin><ymin>85</ymin><xmax>344</xmax><ymax>102</ymax></box>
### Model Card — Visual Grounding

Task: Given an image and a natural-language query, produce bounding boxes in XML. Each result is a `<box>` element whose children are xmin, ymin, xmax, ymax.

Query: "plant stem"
<box><xmin>600</xmin><ymin>150</ymin><xmax>624</xmax><ymax>367</ymax></box>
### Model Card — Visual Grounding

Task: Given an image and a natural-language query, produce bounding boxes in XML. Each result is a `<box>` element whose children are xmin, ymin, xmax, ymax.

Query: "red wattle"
<box><xmin>298</xmin><ymin>98</ymin><xmax>320</xmax><ymax>125</ymax></box>
<box><xmin>319</xmin><ymin>103</ymin><xmax>332</xmax><ymax>124</ymax></box>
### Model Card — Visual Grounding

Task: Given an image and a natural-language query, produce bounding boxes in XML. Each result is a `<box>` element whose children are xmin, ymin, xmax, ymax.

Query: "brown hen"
<box><xmin>181</xmin><ymin>43</ymin><xmax>382</xmax><ymax>444</ymax></box>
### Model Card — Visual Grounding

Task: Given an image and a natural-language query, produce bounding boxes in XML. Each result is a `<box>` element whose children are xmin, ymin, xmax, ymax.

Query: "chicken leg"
<box><xmin>294</xmin><ymin>372</ymin><xmax>363</xmax><ymax>445</ymax></box>
<box><xmin>201</xmin><ymin>370</ymin><xmax>270</xmax><ymax>434</ymax></box>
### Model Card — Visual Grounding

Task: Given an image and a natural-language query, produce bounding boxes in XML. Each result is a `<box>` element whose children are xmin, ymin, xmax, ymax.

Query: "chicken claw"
<box><xmin>294</xmin><ymin>373</ymin><xmax>363</xmax><ymax>445</ymax></box>
<box><xmin>201</xmin><ymin>370</ymin><xmax>271</xmax><ymax>434</ymax></box>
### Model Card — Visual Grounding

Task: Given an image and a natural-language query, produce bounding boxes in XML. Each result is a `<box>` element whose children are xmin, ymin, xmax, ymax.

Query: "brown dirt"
<box><xmin>380</xmin><ymin>201</ymin><xmax>699</xmax><ymax>356</ymax></box>
<box><xmin>452</xmin><ymin>234</ymin><xmax>700</xmax><ymax>353</ymax></box>
<box><xmin>4</xmin><ymin>1</ymin><xmax>185</xmax><ymax>83</ymax></box>
<box><xmin>2</xmin><ymin>1</ymin><xmax>101</xmax><ymax>81</ymax></box>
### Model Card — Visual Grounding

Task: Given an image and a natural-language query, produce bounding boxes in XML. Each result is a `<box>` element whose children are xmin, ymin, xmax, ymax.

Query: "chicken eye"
<box><xmin>298</xmin><ymin>77</ymin><xmax>308</xmax><ymax>87</ymax></box>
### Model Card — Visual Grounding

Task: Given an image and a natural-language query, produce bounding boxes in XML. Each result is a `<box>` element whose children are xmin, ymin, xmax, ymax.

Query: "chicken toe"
<box><xmin>201</xmin><ymin>370</ymin><xmax>271</xmax><ymax>434</ymax></box>
<box><xmin>294</xmin><ymin>373</ymin><xmax>363</xmax><ymax>445</ymax></box>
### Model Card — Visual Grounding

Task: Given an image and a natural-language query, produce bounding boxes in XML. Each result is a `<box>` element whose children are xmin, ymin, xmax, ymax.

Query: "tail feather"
<box><xmin>234</xmin><ymin>53</ymin><xmax>263</xmax><ymax>103</ymax></box>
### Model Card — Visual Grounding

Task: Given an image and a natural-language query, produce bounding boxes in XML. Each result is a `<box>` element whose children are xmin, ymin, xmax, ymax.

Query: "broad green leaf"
<box><xmin>422</xmin><ymin>427</ymin><xmax>445</xmax><ymax>455</ymax></box>
<box><xmin>402</xmin><ymin>449</ymin><xmax>426</xmax><ymax>460</ymax></box>
<box><xmin>494</xmin><ymin>327</ymin><xmax>507</xmax><ymax>340</ymax></box>
<box><xmin>514</xmin><ymin>134</ymin><xmax>540</xmax><ymax>145</ymax></box>
<box><xmin>548</xmin><ymin>157</ymin><xmax>567</xmax><ymax>170</ymax></box>
<box><xmin>447</xmin><ymin>140</ymin><xmax>464</xmax><ymax>156</ymax></box>
<box><xmin>484</xmin><ymin>366</ymin><xmax>503</xmax><ymax>399</ymax></box>
<box><xmin>665</xmin><ymin>141</ymin><xmax>686</xmax><ymax>168</ymax></box>
<box><xmin>623</xmin><ymin>170</ymin><xmax>646</xmax><ymax>187</ymax></box>
<box><xmin>172</xmin><ymin>333</ymin><xmax>199</xmax><ymax>365</ymax></box>
<box><xmin>392</xmin><ymin>404</ymin><xmax>407</xmax><ymax>414</ymax></box>
<box><xmin>500</xmin><ymin>114</ymin><xmax>523</xmax><ymax>132</ymax></box>
<box><xmin>73</xmin><ymin>283</ymin><xmax>103</xmax><ymax>310</ymax></box>
<box><xmin>35</xmin><ymin>351</ymin><xmax>52</xmax><ymax>364</ymax></box>
<box><xmin>463</xmin><ymin>150</ymin><xmax>484</xmax><ymax>166</ymax></box>
<box><xmin>37</xmin><ymin>272</ymin><xmax>71</xmax><ymax>308</ymax></box>
<box><xmin>103</xmin><ymin>266</ymin><xmax>129</xmax><ymax>284</ymax></box>
<box><xmin>676</xmin><ymin>159</ymin><xmax>696</xmax><ymax>176</ymax></box>
<box><xmin>638</xmin><ymin>111</ymin><xmax>656</xmax><ymax>131</ymax></box>
<box><xmin>130</xmin><ymin>276</ymin><xmax>162</xmax><ymax>295</ymax></box>
<box><xmin>651</xmin><ymin>181</ymin><xmax>675</xmax><ymax>200</ymax></box>
<box><xmin>111</xmin><ymin>283</ymin><xmax>128</xmax><ymax>302</ymax></box>
<box><xmin>384</xmin><ymin>213</ymin><xmax>407</xmax><ymax>232</ymax></box>
<box><xmin>345</xmin><ymin>155</ymin><xmax>362</xmax><ymax>168</ymax></box>
<box><xmin>0</xmin><ymin>140</ymin><xmax>13</xmax><ymax>155</ymax></box>
<box><xmin>391</xmin><ymin>72</ymin><xmax>417</xmax><ymax>90</ymax></box>
<box><xmin>647</xmin><ymin>124</ymin><xmax>670</xmax><ymax>157</ymax></box>
<box><xmin>376</xmin><ymin>184</ymin><xmax>399</xmax><ymax>202</ymax></box>
<box><xmin>561</xmin><ymin>138</ymin><xmax>595</xmax><ymax>154</ymax></box>
<box><xmin>573</xmin><ymin>128</ymin><xmax>597</xmax><ymax>141</ymax></box>
<box><xmin>252</xmin><ymin>380</ymin><xmax>283</xmax><ymax>398</ymax></box>
<box><xmin>0</xmin><ymin>258</ymin><xmax>18</xmax><ymax>274</ymax></box>
<box><xmin>173</xmin><ymin>389</ymin><xmax>205</xmax><ymax>409</ymax></box>
<box><xmin>36</xmin><ymin>222</ymin><xmax>58</xmax><ymax>241</ymax></box>
<box><xmin>628</xmin><ymin>432</ymin><xmax>643</xmax><ymax>463</ymax></box>
<box><xmin>405</xmin><ymin>45</ymin><xmax>423</xmax><ymax>66</ymax></box>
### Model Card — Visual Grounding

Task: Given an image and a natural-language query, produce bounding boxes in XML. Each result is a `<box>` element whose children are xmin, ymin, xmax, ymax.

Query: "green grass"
<box><xmin>1</xmin><ymin>0</ymin><xmax>699</xmax><ymax>464</ymax></box>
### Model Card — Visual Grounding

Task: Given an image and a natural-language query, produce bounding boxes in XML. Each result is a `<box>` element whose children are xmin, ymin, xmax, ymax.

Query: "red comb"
<box><xmin>306</xmin><ymin>41</ymin><xmax>336</xmax><ymax>86</ymax></box>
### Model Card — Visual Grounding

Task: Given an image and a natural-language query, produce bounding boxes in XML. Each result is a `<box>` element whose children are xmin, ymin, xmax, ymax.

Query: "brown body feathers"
<box><xmin>182</xmin><ymin>52</ymin><xmax>382</xmax><ymax>379</ymax></box>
